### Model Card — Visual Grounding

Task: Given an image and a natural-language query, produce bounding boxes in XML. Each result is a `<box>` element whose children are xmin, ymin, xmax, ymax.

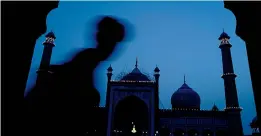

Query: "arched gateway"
<box><xmin>105</xmin><ymin>59</ymin><xmax>160</xmax><ymax>136</ymax></box>
<box><xmin>114</xmin><ymin>95</ymin><xmax>149</xmax><ymax>136</ymax></box>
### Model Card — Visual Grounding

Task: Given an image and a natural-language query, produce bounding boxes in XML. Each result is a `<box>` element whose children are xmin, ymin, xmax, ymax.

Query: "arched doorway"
<box><xmin>202</xmin><ymin>129</ymin><xmax>213</xmax><ymax>136</ymax></box>
<box><xmin>113</xmin><ymin>95</ymin><xmax>149</xmax><ymax>136</ymax></box>
<box><xmin>215</xmin><ymin>129</ymin><xmax>227</xmax><ymax>136</ymax></box>
<box><xmin>174</xmin><ymin>128</ymin><xmax>185</xmax><ymax>136</ymax></box>
<box><xmin>159</xmin><ymin>127</ymin><xmax>170</xmax><ymax>136</ymax></box>
<box><xmin>188</xmin><ymin>129</ymin><xmax>199</xmax><ymax>136</ymax></box>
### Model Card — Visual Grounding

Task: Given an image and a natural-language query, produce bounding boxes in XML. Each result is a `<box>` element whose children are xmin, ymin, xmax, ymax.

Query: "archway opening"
<box><xmin>113</xmin><ymin>95</ymin><xmax>149</xmax><ymax>136</ymax></box>
<box><xmin>174</xmin><ymin>128</ymin><xmax>185</xmax><ymax>136</ymax></box>
<box><xmin>188</xmin><ymin>129</ymin><xmax>199</xmax><ymax>136</ymax></box>
<box><xmin>159</xmin><ymin>126</ymin><xmax>170</xmax><ymax>136</ymax></box>
<box><xmin>202</xmin><ymin>129</ymin><xmax>213</xmax><ymax>136</ymax></box>
<box><xmin>215</xmin><ymin>129</ymin><xmax>227</xmax><ymax>136</ymax></box>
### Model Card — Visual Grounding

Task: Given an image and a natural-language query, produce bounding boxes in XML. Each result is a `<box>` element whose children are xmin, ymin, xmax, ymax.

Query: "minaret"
<box><xmin>154</xmin><ymin>65</ymin><xmax>160</xmax><ymax>131</ymax></box>
<box><xmin>154</xmin><ymin>65</ymin><xmax>160</xmax><ymax>108</ymax></box>
<box><xmin>36</xmin><ymin>31</ymin><xmax>56</xmax><ymax>85</ymax></box>
<box><xmin>218</xmin><ymin>31</ymin><xmax>243</xmax><ymax>136</ymax></box>
<box><xmin>106</xmin><ymin>65</ymin><xmax>113</xmax><ymax>108</ymax></box>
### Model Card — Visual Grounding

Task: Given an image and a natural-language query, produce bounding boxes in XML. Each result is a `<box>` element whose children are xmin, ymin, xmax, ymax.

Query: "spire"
<box><xmin>218</xmin><ymin>29</ymin><xmax>230</xmax><ymax>40</ymax></box>
<box><xmin>184</xmin><ymin>74</ymin><xmax>186</xmax><ymax>84</ymax></box>
<box><xmin>154</xmin><ymin>65</ymin><xmax>160</xmax><ymax>73</ymax></box>
<box><xmin>107</xmin><ymin>64</ymin><xmax>113</xmax><ymax>72</ymax></box>
<box><xmin>135</xmin><ymin>57</ymin><xmax>138</xmax><ymax>68</ymax></box>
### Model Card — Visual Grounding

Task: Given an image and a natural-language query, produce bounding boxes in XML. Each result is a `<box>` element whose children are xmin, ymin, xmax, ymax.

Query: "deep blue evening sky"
<box><xmin>25</xmin><ymin>1</ymin><xmax>256</xmax><ymax>134</ymax></box>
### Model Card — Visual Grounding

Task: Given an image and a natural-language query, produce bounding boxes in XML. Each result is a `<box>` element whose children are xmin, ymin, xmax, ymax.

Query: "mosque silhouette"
<box><xmin>27</xmin><ymin>30</ymin><xmax>260</xmax><ymax>136</ymax></box>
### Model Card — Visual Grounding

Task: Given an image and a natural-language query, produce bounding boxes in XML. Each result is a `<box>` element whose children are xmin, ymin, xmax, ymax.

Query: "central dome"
<box><xmin>121</xmin><ymin>67</ymin><xmax>150</xmax><ymax>81</ymax></box>
<box><xmin>120</xmin><ymin>58</ymin><xmax>151</xmax><ymax>81</ymax></box>
<box><xmin>171</xmin><ymin>82</ymin><xmax>201</xmax><ymax>109</ymax></box>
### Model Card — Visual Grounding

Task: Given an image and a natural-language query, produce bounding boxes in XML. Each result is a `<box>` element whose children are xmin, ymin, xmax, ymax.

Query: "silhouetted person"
<box><xmin>25</xmin><ymin>16</ymin><xmax>127</xmax><ymax>136</ymax></box>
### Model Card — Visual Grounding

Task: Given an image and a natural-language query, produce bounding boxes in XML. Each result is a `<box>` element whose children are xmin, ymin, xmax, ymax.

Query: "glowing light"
<box><xmin>220</xmin><ymin>38</ymin><xmax>230</xmax><ymax>45</ymax></box>
<box><xmin>131</xmin><ymin>122</ymin><xmax>137</xmax><ymax>134</ymax></box>
<box><xmin>110</xmin><ymin>80</ymin><xmax>155</xmax><ymax>83</ymax></box>
<box><xmin>224</xmin><ymin>106</ymin><xmax>243</xmax><ymax>111</ymax></box>
<box><xmin>43</xmin><ymin>37</ymin><xmax>55</xmax><ymax>45</ymax></box>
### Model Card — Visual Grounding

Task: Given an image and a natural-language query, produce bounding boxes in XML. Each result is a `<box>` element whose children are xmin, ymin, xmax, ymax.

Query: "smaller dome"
<box><xmin>171</xmin><ymin>83</ymin><xmax>201</xmax><ymax>109</ymax></box>
<box><xmin>218</xmin><ymin>31</ymin><xmax>230</xmax><ymax>40</ymax></box>
<box><xmin>252</xmin><ymin>116</ymin><xmax>257</xmax><ymax>123</ymax></box>
<box><xmin>251</xmin><ymin>116</ymin><xmax>259</xmax><ymax>128</ymax></box>
<box><xmin>211</xmin><ymin>104</ymin><xmax>219</xmax><ymax>111</ymax></box>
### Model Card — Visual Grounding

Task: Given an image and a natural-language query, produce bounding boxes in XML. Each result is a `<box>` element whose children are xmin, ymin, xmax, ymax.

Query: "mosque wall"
<box><xmin>159</xmin><ymin>117</ymin><xmax>228</xmax><ymax>135</ymax></box>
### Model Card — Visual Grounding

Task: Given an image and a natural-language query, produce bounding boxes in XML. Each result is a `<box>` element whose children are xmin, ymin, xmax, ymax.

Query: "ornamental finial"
<box><xmin>184</xmin><ymin>74</ymin><xmax>186</xmax><ymax>84</ymax></box>
<box><xmin>135</xmin><ymin>57</ymin><xmax>138</xmax><ymax>68</ymax></box>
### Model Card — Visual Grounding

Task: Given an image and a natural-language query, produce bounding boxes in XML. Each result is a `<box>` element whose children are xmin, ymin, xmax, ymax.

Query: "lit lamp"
<box><xmin>131</xmin><ymin>122</ymin><xmax>137</xmax><ymax>134</ymax></box>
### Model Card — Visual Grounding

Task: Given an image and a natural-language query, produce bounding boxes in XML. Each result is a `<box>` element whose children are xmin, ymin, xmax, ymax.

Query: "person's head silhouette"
<box><xmin>96</xmin><ymin>16</ymin><xmax>125</xmax><ymax>46</ymax></box>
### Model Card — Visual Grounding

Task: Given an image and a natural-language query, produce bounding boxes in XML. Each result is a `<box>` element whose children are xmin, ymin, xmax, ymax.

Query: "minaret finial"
<box><xmin>184</xmin><ymin>74</ymin><xmax>186</xmax><ymax>84</ymax></box>
<box><xmin>135</xmin><ymin>57</ymin><xmax>138</xmax><ymax>68</ymax></box>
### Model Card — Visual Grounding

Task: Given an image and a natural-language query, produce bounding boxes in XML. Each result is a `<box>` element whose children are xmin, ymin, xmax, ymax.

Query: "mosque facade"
<box><xmin>35</xmin><ymin>31</ymin><xmax>244</xmax><ymax>136</ymax></box>
<box><xmin>102</xmin><ymin>31</ymin><xmax>243</xmax><ymax>136</ymax></box>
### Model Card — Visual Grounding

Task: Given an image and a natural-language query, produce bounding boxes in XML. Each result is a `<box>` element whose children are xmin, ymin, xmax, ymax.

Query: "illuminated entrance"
<box><xmin>113</xmin><ymin>95</ymin><xmax>149</xmax><ymax>136</ymax></box>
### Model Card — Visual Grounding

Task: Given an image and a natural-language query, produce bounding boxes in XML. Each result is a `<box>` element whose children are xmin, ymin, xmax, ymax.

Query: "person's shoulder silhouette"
<box><xmin>24</xmin><ymin>16</ymin><xmax>128</xmax><ymax>136</ymax></box>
